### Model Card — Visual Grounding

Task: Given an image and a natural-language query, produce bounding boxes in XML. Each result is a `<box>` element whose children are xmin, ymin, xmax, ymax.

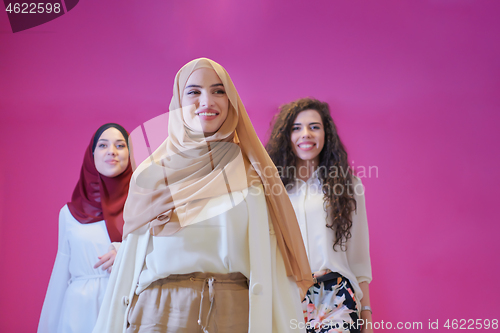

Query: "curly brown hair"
<box><xmin>266</xmin><ymin>97</ymin><xmax>356</xmax><ymax>251</ymax></box>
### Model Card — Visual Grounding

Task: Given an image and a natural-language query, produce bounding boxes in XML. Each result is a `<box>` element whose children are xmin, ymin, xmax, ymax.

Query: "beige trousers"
<box><xmin>126</xmin><ymin>272</ymin><xmax>249</xmax><ymax>333</ymax></box>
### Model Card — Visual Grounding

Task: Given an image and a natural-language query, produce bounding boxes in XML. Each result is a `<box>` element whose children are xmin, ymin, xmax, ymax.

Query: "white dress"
<box><xmin>92</xmin><ymin>184</ymin><xmax>306</xmax><ymax>333</ymax></box>
<box><xmin>37</xmin><ymin>205</ymin><xmax>117</xmax><ymax>333</ymax></box>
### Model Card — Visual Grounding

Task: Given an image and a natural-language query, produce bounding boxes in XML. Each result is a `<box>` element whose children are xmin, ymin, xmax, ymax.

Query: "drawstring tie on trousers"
<box><xmin>198</xmin><ymin>276</ymin><xmax>215</xmax><ymax>333</ymax></box>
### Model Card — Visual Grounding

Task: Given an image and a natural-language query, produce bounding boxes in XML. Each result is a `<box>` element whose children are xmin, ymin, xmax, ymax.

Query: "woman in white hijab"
<box><xmin>93</xmin><ymin>58</ymin><xmax>313</xmax><ymax>333</ymax></box>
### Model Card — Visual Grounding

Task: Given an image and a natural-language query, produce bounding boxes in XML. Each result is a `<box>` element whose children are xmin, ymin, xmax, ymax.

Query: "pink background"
<box><xmin>1</xmin><ymin>0</ymin><xmax>499</xmax><ymax>331</ymax></box>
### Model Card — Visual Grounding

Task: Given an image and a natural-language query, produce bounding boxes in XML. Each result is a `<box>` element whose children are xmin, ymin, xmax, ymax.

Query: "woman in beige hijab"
<box><xmin>92</xmin><ymin>58</ymin><xmax>313</xmax><ymax>333</ymax></box>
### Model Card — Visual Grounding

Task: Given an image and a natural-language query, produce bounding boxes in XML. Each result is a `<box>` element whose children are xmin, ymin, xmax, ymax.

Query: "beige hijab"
<box><xmin>123</xmin><ymin>58</ymin><xmax>313</xmax><ymax>297</ymax></box>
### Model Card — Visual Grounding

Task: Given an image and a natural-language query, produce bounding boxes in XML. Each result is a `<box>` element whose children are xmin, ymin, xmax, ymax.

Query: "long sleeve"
<box><xmin>270</xmin><ymin>230</ymin><xmax>305</xmax><ymax>332</ymax></box>
<box><xmin>247</xmin><ymin>185</ymin><xmax>273</xmax><ymax>332</ymax></box>
<box><xmin>110</xmin><ymin>241</ymin><xmax>121</xmax><ymax>252</ymax></box>
<box><xmin>346</xmin><ymin>177</ymin><xmax>372</xmax><ymax>285</ymax></box>
<box><xmin>37</xmin><ymin>207</ymin><xmax>71</xmax><ymax>333</ymax></box>
<box><xmin>247</xmin><ymin>185</ymin><xmax>305</xmax><ymax>333</ymax></box>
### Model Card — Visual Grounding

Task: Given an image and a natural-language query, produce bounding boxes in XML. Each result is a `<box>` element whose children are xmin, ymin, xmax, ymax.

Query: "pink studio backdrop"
<box><xmin>1</xmin><ymin>0</ymin><xmax>499</xmax><ymax>332</ymax></box>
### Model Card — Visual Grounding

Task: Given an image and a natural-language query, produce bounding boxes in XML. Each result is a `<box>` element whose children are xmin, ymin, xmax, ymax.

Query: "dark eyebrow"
<box><xmin>184</xmin><ymin>83</ymin><xmax>224</xmax><ymax>89</ymax></box>
<box><xmin>292</xmin><ymin>122</ymin><xmax>322</xmax><ymax>126</ymax></box>
<box><xmin>97</xmin><ymin>139</ymin><xmax>126</xmax><ymax>142</ymax></box>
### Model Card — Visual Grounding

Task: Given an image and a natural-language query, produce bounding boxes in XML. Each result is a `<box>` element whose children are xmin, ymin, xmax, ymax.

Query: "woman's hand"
<box><xmin>312</xmin><ymin>269</ymin><xmax>332</xmax><ymax>278</ymax></box>
<box><xmin>360</xmin><ymin>311</ymin><xmax>374</xmax><ymax>333</ymax></box>
<box><xmin>359</xmin><ymin>281</ymin><xmax>373</xmax><ymax>332</ymax></box>
<box><xmin>94</xmin><ymin>249</ymin><xmax>117</xmax><ymax>273</ymax></box>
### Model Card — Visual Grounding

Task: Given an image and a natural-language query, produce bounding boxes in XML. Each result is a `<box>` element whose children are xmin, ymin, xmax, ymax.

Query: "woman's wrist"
<box><xmin>361</xmin><ymin>305</ymin><xmax>372</xmax><ymax>314</ymax></box>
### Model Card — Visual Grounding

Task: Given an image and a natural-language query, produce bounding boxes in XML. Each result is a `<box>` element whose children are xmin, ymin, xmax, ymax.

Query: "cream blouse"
<box><xmin>136</xmin><ymin>189</ymin><xmax>251</xmax><ymax>294</ymax></box>
<box><xmin>287</xmin><ymin>173</ymin><xmax>372</xmax><ymax>300</ymax></box>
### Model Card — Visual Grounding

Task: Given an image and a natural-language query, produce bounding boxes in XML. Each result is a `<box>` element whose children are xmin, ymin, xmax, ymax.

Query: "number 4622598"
<box><xmin>444</xmin><ymin>319</ymin><xmax>498</xmax><ymax>330</ymax></box>
<box><xmin>5</xmin><ymin>3</ymin><xmax>61</xmax><ymax>14</ymax></box>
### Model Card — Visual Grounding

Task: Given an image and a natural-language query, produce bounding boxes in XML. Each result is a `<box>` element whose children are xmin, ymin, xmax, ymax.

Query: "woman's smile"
<box><xmin>297</xmin><ymin>141</ymin><xmax>316</xmax><ymax>151</ymax></box>
<box><xmin>195</xmin><ymin>108</ymin><xmax>220</xmax><ymax>120</ymax></box>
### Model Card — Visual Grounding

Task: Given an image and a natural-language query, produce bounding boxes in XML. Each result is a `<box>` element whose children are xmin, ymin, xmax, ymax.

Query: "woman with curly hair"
<box><xmin>266</xmin><ymin>98</ymin><xmax>373</xmax><ymax>333</ymax></box>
